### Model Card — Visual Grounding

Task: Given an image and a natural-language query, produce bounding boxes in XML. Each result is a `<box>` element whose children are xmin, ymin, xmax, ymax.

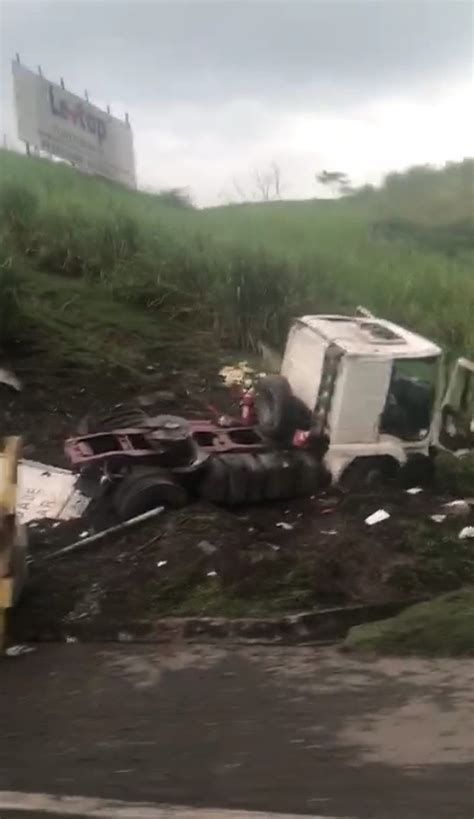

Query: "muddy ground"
<box><xmin>2</xmin><ymin>347</ymin><xmax>473</xmax><ymax>642</ymax></box>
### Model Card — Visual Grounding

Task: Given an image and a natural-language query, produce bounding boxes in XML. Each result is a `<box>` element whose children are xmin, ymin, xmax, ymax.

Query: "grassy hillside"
<box><xmin>1</xmin><ymin>150</ymin><xmax>473</xmax><ymax>362</ymax></box>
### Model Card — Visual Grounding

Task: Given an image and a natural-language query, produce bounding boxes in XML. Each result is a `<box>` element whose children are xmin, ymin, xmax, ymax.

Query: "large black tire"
<box><xmin>113</xmin><ymin>466</ymin><xmax>187</xmax><ymax>520</ymax></box>
<box><xmin>292</xmin><ymin>450</ymin><xmax>322</xmax><ymax>496</ymax></box>
<box><xmin>199</xmin><ymin>457</ymin><xmax>230</xmax><ymax>504</ymax></box>
<box><xmin>199</xmin><ymin>450</ymin><xmax>325</xmax><ymax>506</ymax></box>
<box><xmin>340</xmin><ymin>456</ymin><xmax>399</xmax><ymax>491</ymax></box>
<box><xmin>255</xmin><ymin>376</ymin><xmax>297</xmax><ymax>441</ymax></box>
<box><xmin>399</xmin><ymin>454</ymin><xmax>435</xmax><ymax>488</ymax></box>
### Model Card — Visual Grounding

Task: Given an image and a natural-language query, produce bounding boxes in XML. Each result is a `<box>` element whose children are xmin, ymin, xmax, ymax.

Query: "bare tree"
<box><xmin>271</xmin><ymin>161</ymin><xmax>282</xmax><ymax>199</ymax></box>
<box><xmin>232</xmin><ymin>176</ymin><xmax>248</xmax><ymax>202</ymax></box>
<box><xmin>252</xmin><ymin>162</ymin><xmax>284</xmax><ymax>201</ymax></box>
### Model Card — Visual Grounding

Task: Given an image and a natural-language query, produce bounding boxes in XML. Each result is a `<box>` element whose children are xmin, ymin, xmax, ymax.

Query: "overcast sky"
<box><xmin>1</xmin><ymin>0</ymin><xmax>473</xmax><ymax>205</ymax></box>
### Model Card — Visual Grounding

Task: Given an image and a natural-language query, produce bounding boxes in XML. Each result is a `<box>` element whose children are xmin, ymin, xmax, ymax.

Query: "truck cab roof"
<box><xmin>297</xmin><ymin>315</ymin><xmax>442</xmax><ymax>360</ymax></box>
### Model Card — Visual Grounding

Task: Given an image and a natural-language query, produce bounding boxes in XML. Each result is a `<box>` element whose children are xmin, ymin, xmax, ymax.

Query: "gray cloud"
<box><xmin>3</xmin><ymin>1</ymin><xmax>472</xmax><ymax>105</ymax></box>
<box><xmin>1</xmin><ymin>1</ymin><xmax>472</xmax><ymax>203</ymax></box>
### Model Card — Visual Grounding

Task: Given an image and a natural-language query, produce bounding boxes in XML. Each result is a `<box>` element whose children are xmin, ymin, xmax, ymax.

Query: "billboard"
<box><xmin>12</xmin><ymin>60</ymin><xmax>136</xmax><ymax>188</ymax></box>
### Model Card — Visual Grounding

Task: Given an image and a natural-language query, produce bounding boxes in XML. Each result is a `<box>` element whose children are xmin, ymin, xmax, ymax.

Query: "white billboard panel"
<box><xmin>12</xmin><ymin>61</ymin><xmax>136</xmax><ymax>188</ymax></box>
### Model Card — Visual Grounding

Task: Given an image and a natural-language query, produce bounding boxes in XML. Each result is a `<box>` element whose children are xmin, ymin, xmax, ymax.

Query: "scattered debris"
<box><xmin>430</xmin><ymin>514</ymin><xmax>447</xmax><ymax>523</ymax></box>
<box><xmin>65</xmin><ymin>635</ymin><xmax>78</xmax><ymax>644</ymax></box>
<box><xmin>0</xmin><ymin>456</ymin><xmax>89</xmax><ymax>524</ymax></box>
<box><xmin>365</xmin><ymin>509</ymin><xmax>391</xmax><ymax>526</ymax></box>
<box><xmin>5</xmin><ymin>644</ymin><xmax>35</xmax><ymax>657</ymax></box>
<box><xmin>406</xmin><ymin>487</ymin><xmax>423</xmax><ymax>495</ymax></box>
<box><xmin>443</xmin><ymin>500</ymin><xmax>471</xmax><ymax>517</ymax></box>
<box><xmin>157</xmin><ymin>560</ymin><xmax>167</xmax><ymax>568</ymax></box>
<box><xmin>0</xmin><ymin>367</ymin><xmax>22</xmax><ymax>391</ymax></box>
<box><xmin>79</xmin><ymin>530</ymin><xmax>89</xmax><ymax>539</ymax></box>
<box><xmin>207</xmin><ymin>570</ymin><xmax>217</xmax><ymax>577</ymax></box>
<box><xmin>276</xmin><ymin>521</ymin><xmax>294</xmax><ymax>531</ymax></box>
<box><xmin>459</xmin><ymin>527</ymin><xmax>474</xmax><ymax>540</ymax></box>
<box><xmin>219</xmin><ymin>361</ymin><xmax>256</xmax><ymax>387</ymax></box>
<box><xmin>321</xmin><ymin>529</ymin><xmax>338</xmax><ymax>535</ymax></box>
<box><xmin>197</xmin><ymin>540</ymin><xmax>217</xmax><ymax>555</ymax></box>
<box><xmin>118</xmin><ymin>631</ymin><xmax>133</xmax><ymax>642</ymax></box>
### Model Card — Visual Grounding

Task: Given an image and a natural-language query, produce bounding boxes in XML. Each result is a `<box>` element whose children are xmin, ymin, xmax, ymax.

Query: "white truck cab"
<box><xmin>272</xmin><ymin>312</ymin><xmax>473</xmax><ymax>484</ymax></box>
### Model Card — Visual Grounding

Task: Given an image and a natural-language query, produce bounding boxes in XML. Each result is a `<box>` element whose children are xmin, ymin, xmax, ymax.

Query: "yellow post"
<box><xmin>0</xmin><ymin>436</ymin><xmax>22</xmax><ymax>651</ymax></box>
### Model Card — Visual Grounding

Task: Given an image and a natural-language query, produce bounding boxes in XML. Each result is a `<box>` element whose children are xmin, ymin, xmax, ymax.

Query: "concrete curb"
<box><xmin>22</xmin><ymin>599</ymin><xmax>423</xmax><ymax>645</ymax></box>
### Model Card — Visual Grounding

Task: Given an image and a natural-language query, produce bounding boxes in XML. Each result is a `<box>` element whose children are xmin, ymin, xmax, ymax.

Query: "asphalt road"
<box><xmin>1</xmin><ymin>644</ymin><xmax>473</xmax><ymax>819</ymax></box>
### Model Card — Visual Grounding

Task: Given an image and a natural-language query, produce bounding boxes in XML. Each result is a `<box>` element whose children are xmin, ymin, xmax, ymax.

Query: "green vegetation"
<box><xmin>344</xmin><ymin>588</ymin><xmax>474</xmax><ymax>656</ymax></box>
<box><xmin>1</xmin><ymin>150</ymin><xmax>473</xmax><ymax>360</ymax></box>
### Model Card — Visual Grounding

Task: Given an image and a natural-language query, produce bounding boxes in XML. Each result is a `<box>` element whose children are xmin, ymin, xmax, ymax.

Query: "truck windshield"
<box><xmin>380</xmin><ymin>357</ymin><xmax>439</xmax><ymax>441</ymax></box>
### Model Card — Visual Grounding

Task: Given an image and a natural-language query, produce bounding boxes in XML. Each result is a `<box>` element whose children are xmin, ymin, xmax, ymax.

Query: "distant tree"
<box><xmin>157</xmin><ymin>187</ymin><xmax>193</xmax><ymax>208</ymax></box>
<box><xmin>252</xmin><ymin>162</ymin><xmax>284</xmax><ymax>201</ymax></box>
<box><xmin>316</xmin><ymin>170</ymin><xmax>350</xmax><ymax>196</ymax></box>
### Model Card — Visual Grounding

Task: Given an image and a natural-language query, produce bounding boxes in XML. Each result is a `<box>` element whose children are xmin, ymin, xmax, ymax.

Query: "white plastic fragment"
<box><xmin>157</xmin><ymin>560</ymin><xmax>167</xmax><ymax>568</ymax></box>
<box><xmin>0</xmin><ymin>367</ymin><xmax>22</xmax><ymax>391</ymax></box>
<box><xmin>406</xmin><ymin>487</ymin><xmax>423</xmax><ymax>495</ymax></box>
<box><xmin>276</xmin><ymin>521</ymin><xmax>294</xmax><ymax>531</ymax></box>
<box><xmin>321</xmin><ymin>529</ymin><xmax>338</xmax><ymax>535</ymax></box>
<box><xmin>197</xmin><ymin>540</ymin><xmax>217</xmax><ymax>555</ymax></box>
<box><xmin>5</xmin><ymin>644</ymin><xmax>35</xmax><ymax>657</ymax></box>
<box><xmin>459</xmin><ymin>527</ymin><xmax>474</xmax><ymax>540</ymax></box>
<box><xmin>365</xmin><ymin>509</ymin><xmax>390</xmax><ymax>526</ymax></box>
<box><xmin>0</xmin><ymin>455</ymin><xmax>89</xmax><ymax>523</ymax></box>
<box><xmin>430</xmin><ymin>514</ymin><xmax>447</xmax><ymax>523</ymax></box>
<box><xmin>65</xmin><ymin>635</ymin><xmax>78</xmax><ymax>644</ymax></box>
<box><xmin>207</xmin><ymin>570</ymin><xmax>217</xmax><ymax>577</ymax></box>
<box><xmin>443</xmin><ymin>500</ymin><xmax>471</xmax><ymax>517</ymax></box>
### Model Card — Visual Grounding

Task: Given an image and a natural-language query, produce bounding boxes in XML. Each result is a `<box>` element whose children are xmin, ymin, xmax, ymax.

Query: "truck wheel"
<box><xmin>199</xmin><ymin>457</ymin><xmax>230</xmax><ymax>504</ymax></box>
<box><xmin>255</xmin><ymin>376</ymin><xmax>296</xmax><ymax>441</ymax></box>
<box><xmin>400</xmin><ymin>454</ymin><xmax>435</xmax><ymax>488</ymax></box>
<box><xmin>340</xmin><ymin>456</ymin><xmax>398</xmax><ymax>490</ymax></box>
<box><xmin>113</xmin><ymin>466</ymin><xmax>187</xmax><ymax>520</ymax></box>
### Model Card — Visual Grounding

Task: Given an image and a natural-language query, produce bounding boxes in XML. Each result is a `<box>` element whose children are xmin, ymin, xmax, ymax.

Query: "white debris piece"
<box><xmin>5</xmin><ymin>644</ymin><xmax>35</xmax><ymax>657</ymax></box>
<box><xmin>276</xmin><ymin>521</ymin><xmax>294</xmax><ymax>531</ymax></box>
<box><xmin>219</xmin><ymin>361</ymin><xmax>255</xmax><ymax>387</ymax></box>
<box><xmin>406</xmin><ymin>487</ymin><xmax>423</xmax><ymax>495</ymax></box>
<box><xmin>197</xmin><ymin>540</ymin><xmax>217</xmax><ymax>555</ymax></box>
<box><xmin>321</xmin><ymin>529</ymin><xmax>338</xmax><ymax>535</ymax></box>
<box><xmin>156</xmin><ymin>560</ymin><xmax>167</xmax><ymax>568</ymax></box>
<box><xmin>207</xmin><ymin>570</ymin><xmax>217</xmax><ymax>577</ymax></box>
<box><xmin>0</xmin><ymin>456</ymin><xmax>89</xmax><ymax>523</ymax></box>
<box><xmin>459</xmin><ymin>527</ymin><xmax>474</xmax><ymax>540</ymax></box>
<box><xmin>0</xmin><ymin>367</ymin><xmax>22</xmax><ymax>391</ymax></box>
<box><xmin>430</xmin><ymin>514</ymin><xmax>447</xmax><ymax>523</ymax></box>
<box><xmin>365</xmin><ymin>509</ymin><xmax>391</xmax><ymax>526</ymax></box>
<box><xmin>443</xmin><ymin>500</ymin><xmax>471</xmax><ymax>517</ymax></box>
<box><xmin>65</xmin><ymin>635</ymin><xmax>78</xmax><ymax>644</ymax></box>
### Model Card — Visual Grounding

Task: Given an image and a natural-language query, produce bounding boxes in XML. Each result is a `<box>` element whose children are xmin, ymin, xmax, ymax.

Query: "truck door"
<box><xmin>437</xmin><ymin>358</ymin><xmax>474</xmax><ymax>453</ymax></box>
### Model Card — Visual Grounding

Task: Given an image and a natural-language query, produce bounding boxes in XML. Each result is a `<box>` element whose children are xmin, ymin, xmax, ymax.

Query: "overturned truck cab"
<box><xmin>257</xmin><ymin>313</ymin><xmax>473</xmax><ymax>487</ymax></box>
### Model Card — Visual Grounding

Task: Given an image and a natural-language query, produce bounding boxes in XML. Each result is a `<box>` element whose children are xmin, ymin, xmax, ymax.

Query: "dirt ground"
<box><xmin>2</xmin><ymin>347</ymin><xmax>473</xmax><ymax>642</ymax></box>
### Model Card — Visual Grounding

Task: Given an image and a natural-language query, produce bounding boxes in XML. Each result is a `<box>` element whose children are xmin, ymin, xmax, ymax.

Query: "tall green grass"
<box><xmin>1</xmin><ymin>150</ymin><xmax>473</xmax><ymax>355</ymax></box>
